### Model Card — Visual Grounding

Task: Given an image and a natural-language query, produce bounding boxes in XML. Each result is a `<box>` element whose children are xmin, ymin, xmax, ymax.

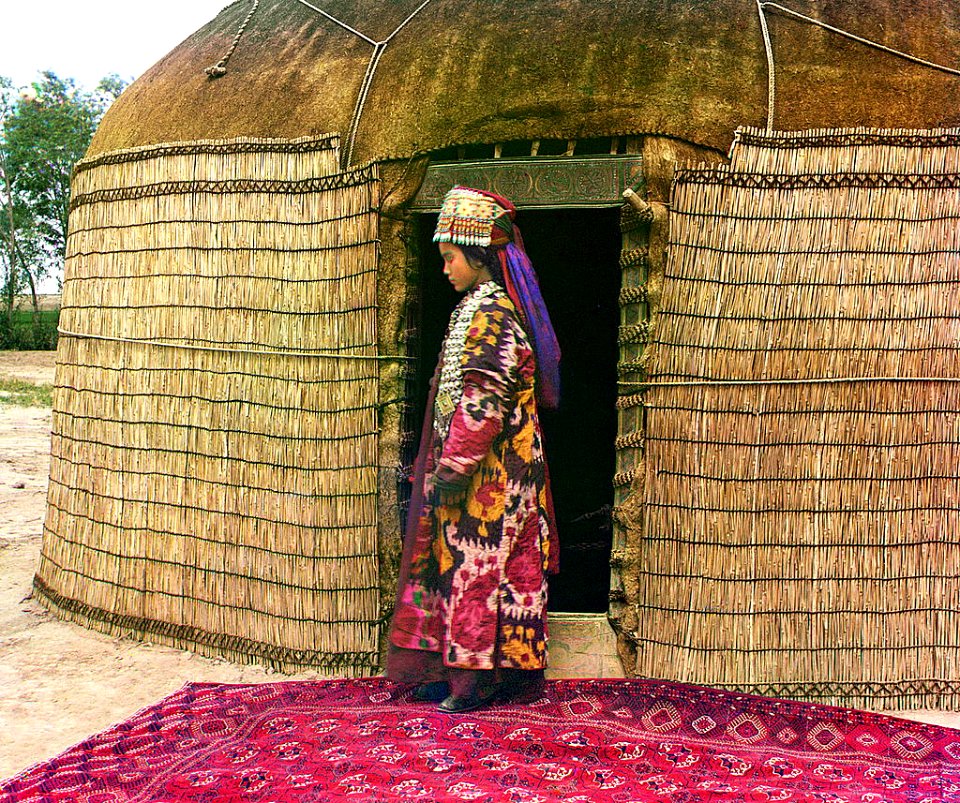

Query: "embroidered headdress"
<box><xmin>433</xmin><ymin>185</ymin><xmax>514</xmax><ymax>246</ymax></box>
<box><xmin>433</xmin><ymin>185</ymin><xmax>561</xmax><ymax>410</ymax></box>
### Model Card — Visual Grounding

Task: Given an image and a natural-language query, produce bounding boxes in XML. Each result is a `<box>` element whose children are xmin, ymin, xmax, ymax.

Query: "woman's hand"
<box><xmin>429</xmin><ymin>472</ymin><xmax>468</xmax><ymax>506</ymax></box>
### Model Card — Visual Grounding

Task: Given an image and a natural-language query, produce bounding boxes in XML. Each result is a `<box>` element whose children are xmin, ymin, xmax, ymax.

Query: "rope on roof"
<box><xmin>756</xmin><ymin>1</ymin><xmax>960</xmax><ymax>131</ymax></box>
<box><xmin>290</xmin><ymin>0</ymin><xmax>435</xmax><ymax>168</ymax></box>
<box><xmin>755</xmin><ymin>0</ymin><xmax>776</xmax><ymax>133</ymax></box>
<box><xmin>205</xmin><ymin>0</ymin><xmax>434</xmax><ymax>164</ymax></box>
<box><xmin>291</xmin><ymin>0</ymin><xmax>377</xmax><ymax>45</ymax></box>
<box><xmin>206</xmin><ymin>0</ymin><xmax>260</xmax><ymax>79</ymax></box>
<box><xmin>342</xmin><ymin>0</ymin><xmax>435</xmax><ymax>168</ymax></box>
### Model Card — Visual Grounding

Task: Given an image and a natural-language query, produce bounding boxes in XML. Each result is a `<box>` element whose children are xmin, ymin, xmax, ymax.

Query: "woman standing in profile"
<box><xmin>386</xmin><ymin>186</ymin><xmax>561</xmax><ymax>713</ymax></box>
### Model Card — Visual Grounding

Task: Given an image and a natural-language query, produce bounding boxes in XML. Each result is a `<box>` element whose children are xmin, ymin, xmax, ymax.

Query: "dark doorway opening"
<box><xmin>410</xmin><ymin>207</ymin><xmax>622</xmax><ymax>613</ymax></box>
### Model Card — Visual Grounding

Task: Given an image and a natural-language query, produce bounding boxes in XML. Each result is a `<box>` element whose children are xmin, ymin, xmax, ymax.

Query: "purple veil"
<box><xmin>500</xmin><ymin>231</ymin><xmax>561</xmax><ymax>410</ymax></box>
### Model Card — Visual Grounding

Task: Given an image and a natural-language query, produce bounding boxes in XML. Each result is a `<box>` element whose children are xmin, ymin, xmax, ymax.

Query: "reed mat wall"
<box><xmin>35</xmin><ymin>136</ymin><xmax>383</xmax><ymax>673</ymax></box>
<box><xmin>634</xmin><ymin>127</ymin><xmax>960</xmax><ymax>709</ymax></box>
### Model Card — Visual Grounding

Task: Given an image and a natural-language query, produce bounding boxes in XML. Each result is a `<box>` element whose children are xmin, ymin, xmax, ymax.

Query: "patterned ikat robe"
<box><xmin>390</xmin><ymin>285</ymin><xmax>558</xmax><ymax>671</ymax></box>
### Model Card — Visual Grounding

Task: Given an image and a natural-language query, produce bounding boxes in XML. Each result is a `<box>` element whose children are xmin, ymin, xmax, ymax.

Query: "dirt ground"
<box><xmin>1</xmin><ymin>351</ymin><xmax>958</xmax><ymax>781</ymax></box>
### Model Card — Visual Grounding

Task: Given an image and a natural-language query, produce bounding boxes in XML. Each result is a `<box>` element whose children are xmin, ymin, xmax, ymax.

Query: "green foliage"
<box><xmin>0</xmin><ymin>376</ymin><xmax>53</xmax><ymax>407</ymax></box>
<box><xmin>0</xmin><ymin>307</ymin><xmax>59</xmax><ymax>350</ymax></box>
<box><xmin>0</xmin><ymin>71</ymin><xmax>128</xmax><ymax>310</ymax></box>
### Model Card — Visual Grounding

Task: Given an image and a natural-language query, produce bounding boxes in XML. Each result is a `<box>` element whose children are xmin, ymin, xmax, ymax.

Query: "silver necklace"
<box><xmin>433</xmin><ymin>281</ymin><xmax>503</xmax><ymax>439</ymax></box>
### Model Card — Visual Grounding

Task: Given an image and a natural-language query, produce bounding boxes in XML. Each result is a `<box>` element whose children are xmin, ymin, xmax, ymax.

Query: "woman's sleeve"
<box><xmin>434</xmin><ymin>304</ymin><xmax>516</xmax><ymax>489</ymax></box>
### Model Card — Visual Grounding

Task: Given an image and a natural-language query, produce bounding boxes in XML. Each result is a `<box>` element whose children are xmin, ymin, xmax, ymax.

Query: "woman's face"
<box><xmin>439</xmin><ymin>242</ymin><xmax>487</xmax><ymax>293</ymax></box>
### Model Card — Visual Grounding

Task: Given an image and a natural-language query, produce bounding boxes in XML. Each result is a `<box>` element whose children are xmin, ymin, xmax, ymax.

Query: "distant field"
<box><xmin>10</xmin><ymin>294</ymin><xmax>61</xmax><ymax>311</ymax></box>
<box><xmin>2</xmin><ymin>304</ymin><xmax>60</xmax><ymax>350</ymax></box>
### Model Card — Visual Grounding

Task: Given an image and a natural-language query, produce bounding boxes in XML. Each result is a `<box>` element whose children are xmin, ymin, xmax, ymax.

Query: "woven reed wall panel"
<box><xmin>36</xmin><ymin>136</ymin><xmax>382</xmax><ymax>672</ymax></box>
<box><xmin>637</xmin><ymin>129</ymin><xmax>960</xmax><ymax>708</ymax></box>
<box><xmin>730</xmin><ymin>127</ymin><xmax>960</xmax><ymax>175</ymax></box>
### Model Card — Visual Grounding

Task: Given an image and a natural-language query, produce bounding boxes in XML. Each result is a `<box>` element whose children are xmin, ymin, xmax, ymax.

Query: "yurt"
<box><xmin>35</xmin><ymin>0</ymin><xmax>960</xmax><ymax>709</ymax></box>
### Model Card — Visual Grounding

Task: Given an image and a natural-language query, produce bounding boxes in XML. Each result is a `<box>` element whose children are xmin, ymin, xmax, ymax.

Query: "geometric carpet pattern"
<box><xmin>2</xmin><ymin>679</ymin><xmax>958</xmax><ymax>801</ymax></box>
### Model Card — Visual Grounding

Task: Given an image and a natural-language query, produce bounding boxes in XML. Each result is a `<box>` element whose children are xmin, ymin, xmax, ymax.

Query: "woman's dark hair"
<box><xmin>461</xmin><ymin>244</ymin><xmax>505</xmax><ymax>285</ymax></box>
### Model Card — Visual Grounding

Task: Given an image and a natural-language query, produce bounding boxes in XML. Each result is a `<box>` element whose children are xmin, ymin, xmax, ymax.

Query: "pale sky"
<box><xmin>1</xmin><ymin>1</ymin><xmax>234</xmax><ymax>91</ymax></box>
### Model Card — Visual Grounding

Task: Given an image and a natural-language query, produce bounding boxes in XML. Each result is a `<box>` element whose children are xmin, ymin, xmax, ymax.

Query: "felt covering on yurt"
<box><xmin>630</xmin><ymin>127</ymin><xmax>960</xmax><ymax>708</ymax></box>
<box><xmin>35</xmin><ymin>136</ymin><xmax>383</xmax><ymax>671</ymax></box>
<box><xmin>87</xmin><ymin>0</ymin><xmax>960</xmax><ymax>163</ymax></box>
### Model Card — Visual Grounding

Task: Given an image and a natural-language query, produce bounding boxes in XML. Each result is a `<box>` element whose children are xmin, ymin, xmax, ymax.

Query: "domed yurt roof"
<box><xmin>89</xmin><ymin>0</ymin><xmax>960</xmax><ymax>163</ymax></box>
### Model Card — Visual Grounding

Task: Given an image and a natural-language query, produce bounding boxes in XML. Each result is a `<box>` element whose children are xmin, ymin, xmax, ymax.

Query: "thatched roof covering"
<box><xmin>89</xmin><ymin>0</ymin><xmax>960</xmax><ymax>163</ymax></box>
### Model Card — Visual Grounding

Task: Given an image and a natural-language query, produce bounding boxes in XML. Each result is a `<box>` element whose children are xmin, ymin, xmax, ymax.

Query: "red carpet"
<box><xmin>2</xmin><ymin>678</ymin><xmax>958</xmax><ymax>802</ymax></box>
